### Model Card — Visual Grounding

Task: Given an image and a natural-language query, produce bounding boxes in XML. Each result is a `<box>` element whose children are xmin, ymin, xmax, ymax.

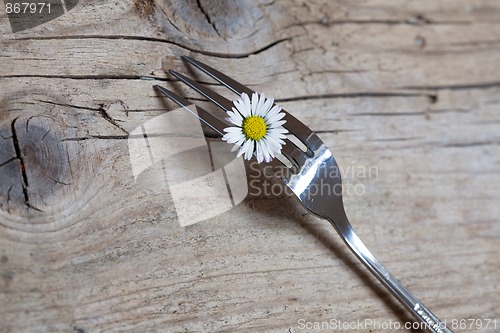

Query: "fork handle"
<box><xmin>329</xmin><ymin>218</ymin><xmax>453</xmax><ymax>333</ymax></box>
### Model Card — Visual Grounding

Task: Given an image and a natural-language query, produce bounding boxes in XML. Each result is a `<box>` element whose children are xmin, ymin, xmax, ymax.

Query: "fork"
<box><xmin>154</xmin><ymin>56</ymin><xmax>453</xmax><ymax>333</ymax></box>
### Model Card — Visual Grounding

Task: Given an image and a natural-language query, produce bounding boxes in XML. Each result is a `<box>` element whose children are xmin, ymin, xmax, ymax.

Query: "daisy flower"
<box><xmin>222</xmin><ymin>92</ymin><xmax>288</xmax><ymax>163</ymax></box>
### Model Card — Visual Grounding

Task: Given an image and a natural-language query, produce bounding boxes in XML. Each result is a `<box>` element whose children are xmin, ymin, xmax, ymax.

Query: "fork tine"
<box><xmin>181</xmin><ymin>56</ymin><xmax>314</xmax><ymax>141</ymax></box>
<box><xmin>169</xmin><ymin>70</ymin><xmax>233</xmax><ymax>112</ymax></box>
<box><xmin>287</xmin><ymin>146</ymin><xmax>310</xmax><ymax>168</ymax></box>
<box><xmin>154</xmin><ymin>85</ymin><xmax>226</xmax><ymax>136</ymax></box>
<box><xmin>181</xmin><ymin>56</ymin><xmax>252</xmax><ymax>97</ymax></box>
<box><xmin>169</xmin><ymin>70</ymin><xmax>307</xmax><ymax>169</ymax></box>
<box><xmin>155</xmin><ymin>84</ymin><xmax>301</xmax><ymax>169</ymax></box>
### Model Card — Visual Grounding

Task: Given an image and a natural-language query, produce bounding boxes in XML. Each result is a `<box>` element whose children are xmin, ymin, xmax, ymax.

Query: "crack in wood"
<box><xmin>303</xmin><ymin>69</ymin><xmax>368</xmax><ymax>76</ymax></box>
<box><xmin>6</xmin><ymin>185</ymin><xmax>13</xmax><ymax>213</ymax></box>
<box><xmin>161</xmin><ymin>10</ymin><xmax>183</xmax><ymax>34</ymax></box>
<box><xmin>373</xmin><ymin>137</ymin><xmax>421</xmax><ymax>142</ymax></box>
<box><xmin>0</xmin><ymin>74</ymin><xmax>173</xmax><ymax>82</ymax></box>
<box><xmin>37</xmin><ymin>100</ymin><xmax>131</xmax><ymax>135</ymax></box>
<box><xmin>449</xmin><ymin>39</ymin><xmax>500</xmax><ymax>47</ymax></box>
<box><xmin>62</xmin><ymin>135</ymin><xmax>129</xmax><ymax>141</ymax></box>
<box><xmin>97</xmin><ymin>104</ymin><xmax>129</xmax><ymax>135</ymax></box>
<box><xmin>441</xmin><ymin>140</ymin><xmax>500</xmax><ymax>148</ymax></box>
<box><xmin>37</xmin><ymin>99</ymin><xmax>101</xmax><ymax>111</ymax></box>
<box><xmin>0</xmin><ymin>74</ymin><xmax>145</xmax><ymax>80</ymax></box>
<box><xmin>40</xmin><ymin>172</ymin><xmax>71</xmax><ymax>186</ymax></box>
<box><xmin>314</xmin><ymin>129</ymin><xmax>359</xmax><ymax>134</ymax></box>
<box><xmin>285</xmin><ymin>17</ymin><xmax>473</xmax><ymax>29</ymax></box>
<box><xmin>10</xmin><ymin>118</ymin><xmax>42</xmax><ymax>212</ymax></box>
<box><xmin>276</xmin><ymin>92</ymin><xmax>432</xmax><ymax>103</ymax></box>
<box><xmin>0</xmin><ymin>157</ymin><xmax>16</xmax><ymax>168</ymax></box>
<box><xmin>14</xmin><ymin>35</ymin><xmax>292</xmax><ymax>59</ymax></box>
<box><xmin>195</xmin><ymin>0</ymin><xmax>222</xmax><ymax>38</ymax></box>
<box><xmin>400</xmin><ymin>81</ymin><xmax>500</xmax><ymax>91</ymax></box>
<box><xmin>0</xmin><ymin>133</ymin><xmax>13</xmax><ymax>140</ymax></box>
<box><xmin>354</xmin><ymin>111</ymin><xmax>426</xmax><ymax>117</ymax></box>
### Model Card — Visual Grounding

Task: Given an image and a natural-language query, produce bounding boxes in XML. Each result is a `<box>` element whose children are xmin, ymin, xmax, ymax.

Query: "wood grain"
<box><xmin>0</xmin><ymin>0</ymin><xmax>499</xmax><ymax>332</ymax></box>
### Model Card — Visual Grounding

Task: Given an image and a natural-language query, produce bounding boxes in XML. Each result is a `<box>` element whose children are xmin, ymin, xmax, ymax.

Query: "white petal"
<box><xmin>266</xmin><ymin>112</ymin><xmax>286</xmax><ymax>125</ymax></box>
<box><xmin>227</xmin><ymin>110</ymin><xmax>243</xmax><ymax>126</ymax></box>
<box><xmin>268</xmin><ymin>120</ymin><xmax>286</xmax><ymax>128</ymax></box>
<box><xmin>251</xmin><ymin>92</ymin><xmax>259</xmax><ymax>115</ymax></box>
<box><xmin>237</xmin><ymin>139</ymin><xmax>250</xmax><ymax>157</ymax></box>
<box><xmin>262</xmin><ymin>97</ymin><xmax>274</xmax><ymax>115</ymax></box>
<box><xmin>223</xmin><ymin>131</ymin><xmax>244</xmax><ymax>144</ymax></box>
<box><xmin>255</xmin><ymin>140</ymin><xmax>264</xmax><ymax>163</ymax></box>
<box><xmin>228</xmin><ymin>135</ymin><xmax>244</xmax><ymax>144</ymax></box>
<box><xmin>222</xmin><ymin>131</ymin><xmax>237</xmax><ymax>141</ymax></box>
<box><xmin>266</xmin><ymin>104</ymin><xmax>282</xmax><ymax>118</ymax></box>
<box><xmin>264</xmin><ymin>150</ymin><xmax>273</xmax><ymax>162</ymax></box>
<box><xmin>236</xmin><ymin>141</ymin><xmax>247</xmax><ymax>158</ymax></box>
<box><xmin>242</xmin><ymin>140</ymin><xmax>255</xmax><ymax>160</ymax></box>
<box><xmin>233</xmin><ymin>134</ymin><xmax>246</xmax><ymax>146</ymax></box>
<box><xmin>233</xmin><ymin>100</ymin><xmax>243</xmax><ymax>115</ymax></box>
<box><xmin>259</xmin><ymin>139</ymin><xmax>274</xmax><ymax>161</ymax></box>
<box><xmin>264</xmin><ymin>135</ymin><xmax>282</xmax><ymax>150</ymax></box>
<box><xmin>224</xmin><ymin>126</ymin><xmax>243</xmax><ymax>133</ymax></box>
<box><xmin>255</xmin><ymin>94</ymin><xmax>266</xmax><ymax>116</ymax></box>
<box><xmin>231</xmin><ymin>143</ymin><xmax>241</xmax><ymax>152</ymax></box>
<box><xmin>233</xmin><ymin>99</ymin><xmax>241</xmax><ymax>109</ymax></box>
<box><xmin>233</xmin><ymin>107</ymin><xmax>244</xmax><ymax>118</ymax></box>
<box><xmin>267</xmin><ymin>127</ymin><xmax>288</xmax><ymax>135</ymax></box>
<box><xmin>222</xmin><ymin>127</ymin><xmax>244</xmax><ymax>142</ymax></box>
<box><xmin>240</xmin><ymin>93</ymin><xmax>251</xmax><ymax>117</ymax></box>
<box><xmin>267</xmin><ymin>105</ymin><xmax>283</xmax><ymax>117</ymax></box>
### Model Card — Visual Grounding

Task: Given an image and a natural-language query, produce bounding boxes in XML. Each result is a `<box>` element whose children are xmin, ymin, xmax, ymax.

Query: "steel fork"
<box><xmin>154</xmin><ymin>56</ymin><xmax>453</xmax><ymax>333</ymax></box>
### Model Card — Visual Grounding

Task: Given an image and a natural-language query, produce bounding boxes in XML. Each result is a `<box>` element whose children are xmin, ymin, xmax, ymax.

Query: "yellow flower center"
<box><xmin>242</xmin><ymin>116</ymin><xmax>267</xmax><ymax>140</ymax></box>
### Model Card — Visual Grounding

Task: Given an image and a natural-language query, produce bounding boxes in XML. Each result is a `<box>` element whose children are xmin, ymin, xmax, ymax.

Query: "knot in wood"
<box><xmin>0</xmin><ymin>116</ymin><xmax>72</xmax><ymax>216</ymax></box>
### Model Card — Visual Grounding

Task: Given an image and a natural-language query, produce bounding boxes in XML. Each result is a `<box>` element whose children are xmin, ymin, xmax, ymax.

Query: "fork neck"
<box><xmin>325</xmin><ymin>212</ymin><xmax>452</xmax><ymax>333</ymax></box>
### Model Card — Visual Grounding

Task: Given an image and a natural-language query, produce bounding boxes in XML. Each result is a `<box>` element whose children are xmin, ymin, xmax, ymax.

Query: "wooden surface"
<box><xmin>1</xmin><ymin>0</ymin><xmax>499</xmax><ymax>332</ymax></box>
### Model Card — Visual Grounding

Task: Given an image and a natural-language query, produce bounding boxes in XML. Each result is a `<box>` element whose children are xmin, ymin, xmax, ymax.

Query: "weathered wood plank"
<box><xmin>0</xmin><ymin>0</ymin><xmax>499</xmax><ymax>332</ymax></box>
